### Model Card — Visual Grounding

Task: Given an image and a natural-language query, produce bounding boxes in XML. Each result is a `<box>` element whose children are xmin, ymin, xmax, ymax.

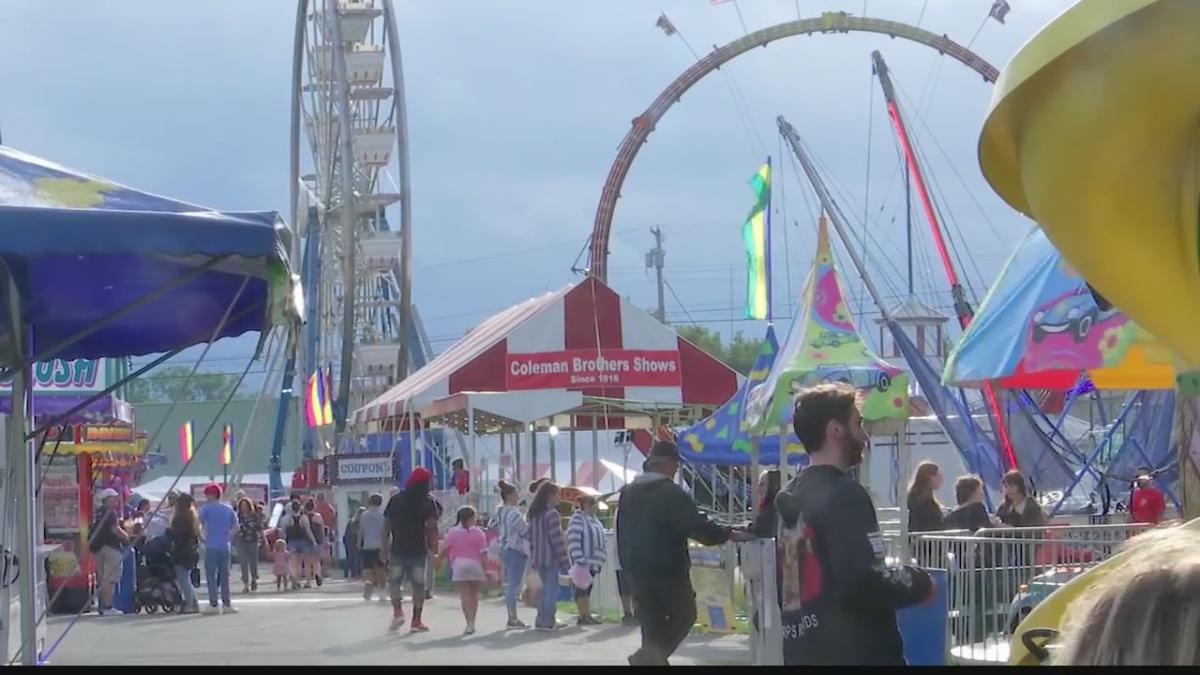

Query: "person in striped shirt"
<box><xmin>567</xmin><ymin>494</ymin><xmax>607</xmax><ymax>626</ymax></box>
<box><xmin>527</xmin><ymin>481</ymin><xmax>569</xmax><ymax>631</ymax></box>
<box><xmin>494</xmin><ymin>480</ymin><xmax>530</xmax><ymax>628</ymax></box>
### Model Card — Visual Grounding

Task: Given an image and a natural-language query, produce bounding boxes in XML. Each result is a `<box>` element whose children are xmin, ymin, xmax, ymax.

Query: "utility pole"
<box><xmin>646</xmin><ymin>226</ymin><xmax>666</xmax><ymax>322</ymax></box>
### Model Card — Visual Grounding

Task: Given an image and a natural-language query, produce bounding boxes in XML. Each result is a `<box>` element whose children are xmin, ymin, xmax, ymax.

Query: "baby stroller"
<box><xmin>133</xmin><ymin>536</ymin><xmax>182</xmax><ymax>614</ymax></box>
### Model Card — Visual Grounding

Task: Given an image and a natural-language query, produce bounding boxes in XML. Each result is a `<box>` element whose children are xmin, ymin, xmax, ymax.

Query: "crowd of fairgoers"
<box><xmin>86</xmin><ymin>466</ymin><xmax>637</xmax><ymax>634</ymax></box>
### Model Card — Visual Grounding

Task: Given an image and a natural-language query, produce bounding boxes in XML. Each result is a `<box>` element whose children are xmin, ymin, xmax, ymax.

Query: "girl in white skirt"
<box><xmin>436</xmin><ymin>506</ymin><xmax>490</xmax><ymax>635</ymax></box>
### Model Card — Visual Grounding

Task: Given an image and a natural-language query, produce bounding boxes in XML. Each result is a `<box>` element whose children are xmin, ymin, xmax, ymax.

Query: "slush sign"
<box><xmin>506</xmin><ymin>349</ymin><xmax>682</xmax><ymax>390</ymax></box>
<box><xmin>329</xmin><ymin>454</ymin><xmax>394</xmax><ymax>484</ymax></box>
<box><xmin>0</xmin><ymin>359</ymin><xmax>104</xmax><ymax>393</ymax></box>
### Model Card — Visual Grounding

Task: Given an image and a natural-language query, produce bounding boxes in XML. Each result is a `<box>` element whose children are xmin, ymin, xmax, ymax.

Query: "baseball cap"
<box><xmin>97</xmin><ymin>488</ymin><xmax>118</xmax><ymax>501</ymax></box>
<box><xmin>203</xmin><ymin>483</ymin><xmax>222</xmax><ymax>498</ymax></box>
<box><xmin>406</xmin><ymin>466</ymin><xmax>432</xmax><ymax>488</ymax></box>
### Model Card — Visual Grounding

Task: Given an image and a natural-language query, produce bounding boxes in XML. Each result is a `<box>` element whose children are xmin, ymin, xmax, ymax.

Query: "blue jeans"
<box><xmin>204</xmin><ymin>548</ymin><xmax>232</xmax><ymax>608</ymax></box>
<box><xmin>174</xmin><ymin>565</ymin><xmax>198</xmax><ymax>612</ymax></box>
<box><xmin>501</xmin><ymin>549</ymin><xmax>528</xmax><ymax>620</ymax></box>
<box><xmin>535</xmin><ymin>565</ymin><xmax>559</xmax><ymax>629</ymax></box>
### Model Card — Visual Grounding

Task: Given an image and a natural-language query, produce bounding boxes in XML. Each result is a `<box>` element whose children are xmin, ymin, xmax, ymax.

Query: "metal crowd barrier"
<box><xmin>907</xmin><ymin>522</ymin><xmax>1151</xmax><ymax>664</ymax></box>
<box><xmin>750</xmin><ymin>522</ymin><xmax>1150</xmax><ymax>665</ymax></box>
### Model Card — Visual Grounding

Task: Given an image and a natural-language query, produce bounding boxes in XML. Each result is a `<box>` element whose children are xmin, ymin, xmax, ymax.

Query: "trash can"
<box><xmin>111</xmin><ymin>548</ymin><xmax>136</xmax><ymax>614</ymax></box>
<box><xmin>898</xmin><ymin>568</ymin><xmax>949</xmax><ymax>666</ymax></box>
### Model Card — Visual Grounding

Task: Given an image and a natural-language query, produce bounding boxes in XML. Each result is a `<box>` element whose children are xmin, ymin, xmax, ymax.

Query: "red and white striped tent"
<box><xmin>354</xmin><ymin>277</ymin><xmax>739</xmax><ymax>427</ymax></box>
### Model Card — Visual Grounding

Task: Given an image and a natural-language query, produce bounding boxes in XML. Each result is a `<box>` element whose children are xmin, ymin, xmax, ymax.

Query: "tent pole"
<box><xmin>514</xmin><ymin>429</ymin><xmax>522</xmax><ymax>487</ymax></box>
<box><xmin>749</xmin><ymin>436</ymin><xmax>760</xmax><ymax>519</ymax></box>
<box><xmin>530</xmin><ymin>425</ymin><xmax>538</xmax><ymax>484</ymax></box>
<box><xmin>7</xmin><ymin>272</ymin><xmax>38</xmax><ymax>665</ymax></box>
<box><xmin>591</xmin><ymin>423</ymin><xmax>599</xmax><ymax>490</ymax></box>
<box><xmin>898</xmin><ymin>423</ymin><xmax>911</xmax><ymax>563</ymax></box>
<box><xmin>549</xmin><ymin>426</ymin><xmax>557</xmax><ymax>484</ymax></box>
<box><xmin>569</xmin><ymin>425</ymin><xmax>577</xmax><ymax>487</ymax></box>
<box><xmin>499</xmin><ymin>430</ymin><xmax>507</xmax><ymax>484</ymax></box>
<box><xmin>467</xmin><ymin>402</ymin><xmax>477</xmax><ymax>494</ymax></box>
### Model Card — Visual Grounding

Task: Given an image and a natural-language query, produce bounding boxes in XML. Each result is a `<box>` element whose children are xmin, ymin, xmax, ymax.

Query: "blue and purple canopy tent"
<box><xmin>0</xmin><ymin>146</ymin><xmax>299</xmax><ymax>364</ymax></box>
<box><xmin>678</xmin><ymin>326</ymin><xmax>807</xmax><ymax>466</ymax></box>
<box><xmin>0</xmin><ymin>145</ymin><xmax>300</xmax><ymax>664</ymax></box>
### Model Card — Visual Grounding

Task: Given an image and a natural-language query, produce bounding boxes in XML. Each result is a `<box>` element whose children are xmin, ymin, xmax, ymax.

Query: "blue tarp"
<box><xmin>678</xmin><ymin>326</ymin><xmax>808</xmax><ymax>466</ymax></box>
<box><xmin>0</xmin><ymin>146</ymin><xmax>297</xmax><ymax>361</ymax></box>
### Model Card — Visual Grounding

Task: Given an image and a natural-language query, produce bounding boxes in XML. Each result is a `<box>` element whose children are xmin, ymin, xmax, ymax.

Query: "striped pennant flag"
<box><xmin>221</xmin><ymin>424</ymin><xmax>233</xmax><ymax>466</ymax></box>
<box><xmin>179</xmin><ymin>421</ymin><xmax>194</xmax><ymax>464</ymax></box>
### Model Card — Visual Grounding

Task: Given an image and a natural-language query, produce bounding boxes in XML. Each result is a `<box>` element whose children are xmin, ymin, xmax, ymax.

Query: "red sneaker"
<box><xmin>389</xmin><ymin>612</ymin><xmax>406</xmax><ymax>632</ymax></box>
<box><xmin>409</xmin><ymin>620</ymin><xmax>429</xmax><ymax>633</ymax></box>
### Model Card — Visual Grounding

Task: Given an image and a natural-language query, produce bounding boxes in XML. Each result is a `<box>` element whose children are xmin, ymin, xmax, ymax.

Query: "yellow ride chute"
<box><xmin>976</xmin><ymin>0</ymin><xmax>1200</xmax><ymax>665</ymax></box>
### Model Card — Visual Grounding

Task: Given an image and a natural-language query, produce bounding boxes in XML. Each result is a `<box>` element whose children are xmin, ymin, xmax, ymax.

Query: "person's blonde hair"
<box><xmin>1056</xmin><ymin>525</ymin><xmax>1200</xmax><ymax>665</ymax></box>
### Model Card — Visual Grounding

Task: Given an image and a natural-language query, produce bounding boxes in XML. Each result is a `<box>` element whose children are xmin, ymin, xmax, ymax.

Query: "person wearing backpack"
<box><xmin>90</xmin><ymin>488</ymin><xmax>131</xmax><ymax>616</ymax></box>
<box><xmin>280</xmin><ymin>500</ymin><xmax>315</xmax><ymax>589</ymax></box>
<box><xmin>304</xmin><ymin>499</ymin><xmax>327</xmax><ymax>587</ymax></box>
<box><xmin>774</xmin><ymin>383</ymin><xmax>933</xmax><ymax>665</ymax></box>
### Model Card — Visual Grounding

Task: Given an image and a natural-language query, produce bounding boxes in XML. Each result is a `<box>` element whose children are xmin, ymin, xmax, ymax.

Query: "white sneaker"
<box><xmin>203</xmin><ymin>606</ymin><xmax>219</xmax><ymax>615</ymax></box>
<box><xmin>222</xmin><ymin>606</ymin><xmax>238</xmax><ymax>614</ymax></box>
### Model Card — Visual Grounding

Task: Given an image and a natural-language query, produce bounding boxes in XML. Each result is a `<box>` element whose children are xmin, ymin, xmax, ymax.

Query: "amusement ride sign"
<box><xmin>505</xmin><ymin>349</ymin><xmax>682</xmax><ymax>390</ymax></box>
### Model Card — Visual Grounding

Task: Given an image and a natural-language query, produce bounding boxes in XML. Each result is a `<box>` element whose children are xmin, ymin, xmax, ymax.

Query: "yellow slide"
<box><xmin>1008</xmin><ymin>518</ymin><xmax>1200</xmax><ymax>666</ymax></box>
<box><xmin>977</xmin><ymin>0</ymin><xmax>1200</xmax><ymax>372</ymax></box>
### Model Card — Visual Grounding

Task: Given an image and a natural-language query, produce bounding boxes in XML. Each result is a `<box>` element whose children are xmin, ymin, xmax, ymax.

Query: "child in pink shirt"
<box><xmin>435</xmin><ymin>506</ymin><xmax>490</xmax><ymax>635</ymax></box>
<box><xmin>271</xmin><ymin>539</ymin><xmax>289</xmax><ymax>591</ymax></box>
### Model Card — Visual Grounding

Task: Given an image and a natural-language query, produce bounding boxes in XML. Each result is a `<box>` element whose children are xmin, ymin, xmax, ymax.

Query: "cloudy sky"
<box><xmin>1</xmin><ymin>0</ymin><xmax>1073</xmax><ymax>376</ymax></box>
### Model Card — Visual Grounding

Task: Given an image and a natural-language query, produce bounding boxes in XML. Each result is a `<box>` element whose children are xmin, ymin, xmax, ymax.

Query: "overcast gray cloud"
<box><xmin>1</xmin><ymin>0</ymin><xmax>1073</xmax><ymax>365</ymax></box>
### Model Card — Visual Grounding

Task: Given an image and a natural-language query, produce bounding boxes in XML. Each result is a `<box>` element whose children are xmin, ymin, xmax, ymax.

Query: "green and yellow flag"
<box><xmin>741</xmin><ymin>160</ymin><xmax>772</xmax><ymax>320</ymax></box>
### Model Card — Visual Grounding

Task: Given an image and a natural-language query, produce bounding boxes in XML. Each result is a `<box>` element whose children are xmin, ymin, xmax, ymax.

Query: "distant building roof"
<box><xmin>875</xmin><ymin>295</ymin><xmax>951</xmax><ymax>324</ymax></box>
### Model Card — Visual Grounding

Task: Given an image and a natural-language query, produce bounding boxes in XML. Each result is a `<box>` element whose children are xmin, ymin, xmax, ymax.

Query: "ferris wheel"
<box><xmin>289</xmin><ymin>0</ymin><xmax>416</xmax><ymax>435</ymax></box>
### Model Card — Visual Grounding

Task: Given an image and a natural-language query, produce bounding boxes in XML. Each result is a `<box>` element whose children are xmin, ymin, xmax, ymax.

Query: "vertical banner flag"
<box><xmin>305</xmin><ymin>371</ymin><xmax>319</xmax><ymax>427</ymax></box>
<box><xmin>178</xmin><ymin>421</ymin><xmax>194</xmax><ymax>464</ymax></box>
<box><xmin>221</xmin><ymin>424</ymin><xmax>233</xmax><ymax>466</ymax></box>
<box><xmin>322</xmin><ymin>366</ymin><xmax>334</xmax><ymax>426</ymax></box>
<box><xmin>305</xmin><ymin>368</ymin><xmax>334</xmax><ymax>428</ymax></box>
<box><xmin>742</xmin><ymin>159</ymin><xmax>772</xmax><ymax>320</ymax></box>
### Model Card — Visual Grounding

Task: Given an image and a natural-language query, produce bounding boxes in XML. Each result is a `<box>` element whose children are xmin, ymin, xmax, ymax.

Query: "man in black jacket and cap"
<box><xmin>616</xmin><ymin>440</ymin><xmax>749</xmax><ymax>666</ymax></box>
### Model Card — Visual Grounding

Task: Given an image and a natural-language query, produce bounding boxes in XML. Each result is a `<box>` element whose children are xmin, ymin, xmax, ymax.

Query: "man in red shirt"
<box><xmin>1129</xmin><ymin>468</ymin><xmax>1166</xmax><ymax>525</ymax></box>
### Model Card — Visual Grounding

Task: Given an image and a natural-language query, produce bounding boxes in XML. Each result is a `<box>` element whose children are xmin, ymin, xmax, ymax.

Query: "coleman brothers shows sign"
<box><xmin>506</xmin><ymin>349</ymin><xmax>682</xmax><ymax>390</ymax></box>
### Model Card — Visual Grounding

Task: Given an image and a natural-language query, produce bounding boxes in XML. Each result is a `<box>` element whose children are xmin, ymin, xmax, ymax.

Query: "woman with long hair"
<box><xmin>280</xmin><ymin>499</ymin><xmax>315</xmax><ymax>590</ymax></box>
<box><xmin>436</xmin><ymin>506</ymin><xmax>489</xmax><ymax>635</ymax></box>
<box><xmin>235</xmin><ymin>498</ymin><xmax>264</xmax><ymax>594</ymax></box>
<box><xmin>303</xmin><ymin>499</ymin><xmax>326</xmax><ymax>588</ymax></box>
<box><xmin>750</xmin><ymin>469</ymin><xmax>782</xmax><ymax>537</ymax></box>
<box><xmin>495</xmin><ymin>480</ymin><xmax>529</xmax><ymax>628</ymax></box>
<box><xmin>907</xmin><ymin>461</ymin><xmax>946</xmax><ymax>533</ymax></box>
<box><xmin>996</xmin><ymin>469</ymin><xmax>1046</xmax><ymax>528</ymax></box>
<box><xmin>166</xmin><ymin>493</ymin><xmax>201</xmax><ymax>613</ymax></box>
<box><xmin>526</xmin><ymin>481</ymin><xmax>569</xmax><ymax>631</ymax></box>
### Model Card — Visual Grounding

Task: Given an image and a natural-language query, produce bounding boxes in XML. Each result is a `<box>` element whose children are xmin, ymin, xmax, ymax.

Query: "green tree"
<box><xmin>125</xmin><ymin>365</ymin><xmax>240</xmax><ymax>403</ymax></box>
<box><xmin>675</xmin><ymin>325</ymin><xmax>763</xmax><ymax>376</ymax></box>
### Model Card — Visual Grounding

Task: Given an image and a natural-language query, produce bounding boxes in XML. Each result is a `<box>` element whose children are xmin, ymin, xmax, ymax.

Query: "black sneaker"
<box><xmin>621</xmin><ymin>614</ymin><xmax>639</xmax><ymax>627</ymax></box>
